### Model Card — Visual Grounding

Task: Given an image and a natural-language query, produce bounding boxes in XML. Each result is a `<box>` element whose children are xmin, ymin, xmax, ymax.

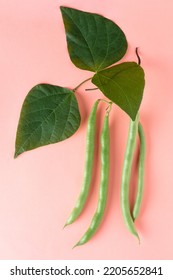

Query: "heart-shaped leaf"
<box><xmin>60</xmin><ymin>6</ymin><xmax>127</xmax><ymax>72</ymax></box>
<box><xmin>15</xmin><ymin>84</ymin><xmax>81</xmax><ymax>157</ymax></box>
<box><xmin>92</xmin><ymin>62</ymin><xmax>145</xmax><ymax>120</ymax></box>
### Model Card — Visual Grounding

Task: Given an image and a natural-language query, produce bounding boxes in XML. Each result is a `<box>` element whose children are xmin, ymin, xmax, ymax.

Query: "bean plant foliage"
<box><xmin>15</xmin><ymin>6</ymin><xmax>145</xmax><ymax>157</ymax></box>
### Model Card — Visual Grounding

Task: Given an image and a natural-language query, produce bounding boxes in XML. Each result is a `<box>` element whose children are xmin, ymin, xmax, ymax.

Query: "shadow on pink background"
<box><xmin>0</xmin><ymin>0</ymin><xmax>173</xmax><ymax>259</ymax></box>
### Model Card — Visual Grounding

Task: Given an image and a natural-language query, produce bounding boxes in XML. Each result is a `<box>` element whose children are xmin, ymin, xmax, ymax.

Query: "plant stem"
<box><xmin>85</xmin><ymin>87</ymin><xmax>98</xmax><ymax>91</ymax></box>
<box><xmin>106</xmin><ymin>102</ymin><xmax>112</xmax><ymax>114</ymax></box>
<box><xmin>100</xmin><ymin>99</ymin><xmax>112</xmax><ymax>106</ymax></box>
<box><xmin>135</xmin><ymin>47</ymin><xmax>141</xmax><ymax>65</ymax></box>
<box><xmin>98</xmin><ymin>99</ymin><xmax>112</xmax><ymax>114</ymax></box>
<box><xmin>73</xmin><ymin>77</ymin><xmax>92</xmax><ymax>92</ymax></box>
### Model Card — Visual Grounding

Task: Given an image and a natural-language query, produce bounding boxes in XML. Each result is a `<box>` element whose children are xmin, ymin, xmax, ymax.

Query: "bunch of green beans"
<box><xmin>65</xmin><ymin>97</ymin><xmax>146</xmax><ymax>246</ymax></box>
<box><xmin>65</xmin><ymin>99</ymin><xmax>111</xmax><ymax>246</ymax></box>
<box><xmin>121</xmin><ymin>115</ymin><xmax>146</xmax><ymax>241</ymax></box>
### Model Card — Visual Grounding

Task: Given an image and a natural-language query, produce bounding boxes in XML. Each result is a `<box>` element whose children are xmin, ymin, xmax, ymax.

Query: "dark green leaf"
<box><xmin>60</xmin><ymin>6</ymin><xmax>127</xmax><ymax>72</ymax></box>
<box><xmin>15</xmin><ymin>84</ymin><xmax>81</xmax><ymax>157</ymax></box>
<box><xmin>92</xmin><ymin>62</ymin><xmax>145</xmax><ymax>120</ymax></box>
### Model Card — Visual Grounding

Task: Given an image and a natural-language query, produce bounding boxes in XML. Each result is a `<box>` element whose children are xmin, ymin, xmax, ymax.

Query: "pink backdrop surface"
<box><xmin>0</xmin><ymin>0</ymin><xmax>173</xmax><ymax>259</ymax></box>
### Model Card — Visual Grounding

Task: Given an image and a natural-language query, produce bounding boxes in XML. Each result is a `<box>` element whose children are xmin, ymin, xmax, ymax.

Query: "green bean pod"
<box><xmin>75</xmin><ymin>112</ymin><xmax>110</xmax><ymax>246</ymax></box>
<box><xmin>121</xmin><ymin>114</ymin><xmax>140</xmax><ymax>241</ymax></box>
<box><xmin>65</xmin><ymin>100</ymin><xmax>100</xmax><ymax>226</ymax></box>
<box><xmin>132</xmin><ymin>122</ymin><xmax>146</xmax><ymax>220</ymax></box>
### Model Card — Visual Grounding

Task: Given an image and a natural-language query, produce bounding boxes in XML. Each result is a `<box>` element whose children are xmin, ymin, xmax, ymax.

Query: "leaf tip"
<box><xmin>131</xmin><ymin>115</ymin><xmax>136</xmax><ymax>121</ymax></box>
<box><xmin>14</xmin><ymin>152</ymin><xmax>18</xmax><ymax>159</ymax></box>
<box><xmin>60</xmin><ymin>6</ymin><xmax>67</xmax><ymax>13</ymax></box>
<box><xmin>14</xmin><ymin>148</ymin><xmax>23</xmax><ymax>159</ymax></box>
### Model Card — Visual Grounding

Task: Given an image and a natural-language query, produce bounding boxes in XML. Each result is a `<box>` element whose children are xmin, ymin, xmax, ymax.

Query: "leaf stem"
<box><xmin>106</xmin><ymin>102</ymin><xmax>113</xmax><ymax>115</ymax></box>
<box><xmin>99</xmin><ymin>99</ymin><xmax>112</xmax><ymax>106</ymax></box>
<box><xmin>98</xmin><ymin>98</ymin><xmax>113</xmax><ymax>114</ymax></box>
<box><xmin>85</xmin><ymin>87</ymin><xmax>98</xmax><ymax>91</ymax></box>
<box><xmin>73</xmin><ymin>77</ymin><xmax>92</xmax><ymax>92</ymax></box>
<box><xmin>135</xmin><ymin>47</ymin><xmax>141</xmax><ymax>65</ymax></box>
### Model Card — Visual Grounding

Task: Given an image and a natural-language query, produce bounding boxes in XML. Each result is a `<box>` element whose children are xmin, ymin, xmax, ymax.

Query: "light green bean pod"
<box><xmin>121</xmin><ymin>114</ymin><xmax>140</xmax><ymax>241</ymax></box>
<box><xmin>132</xmin><ymin>122</ymin><xmax>146</xmax><ymax>220</ymax></box>
<box><xmin>65</xmin><ymin>100</ymin><xmax>100</xmax><ymax>226</ymax></box>
<box><xmin>75</xmin><ymin>113</ymin><xmax>110</xmax><ymax>246</ymax></box>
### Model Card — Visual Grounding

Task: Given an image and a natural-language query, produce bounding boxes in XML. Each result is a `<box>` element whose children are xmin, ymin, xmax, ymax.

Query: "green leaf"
<box><xmin>60</xmin><ymin>6</ymin><xmax>127</xmax><ymax>72</ymax></box>
<box><xmin>15</xmin><ymin>84</ymin><xmax>81</xmax><ymax>157</ymax></box>
<box><xmin>92</xmin><ymin>62</ymin><xmax>145</xmax><ymax>120</ymax></box>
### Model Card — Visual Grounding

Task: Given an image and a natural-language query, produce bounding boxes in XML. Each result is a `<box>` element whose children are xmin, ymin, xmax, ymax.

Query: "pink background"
<box><xmin>0</xmin><ymin>0</ymin><xmax>173</xmax><ymax>259</ymax></box>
